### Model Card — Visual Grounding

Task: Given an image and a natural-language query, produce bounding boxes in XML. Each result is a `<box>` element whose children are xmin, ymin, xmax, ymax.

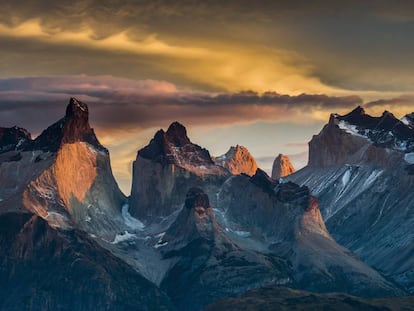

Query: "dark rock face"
<box><xmin>159</xmin><ymin>188</ymin><xmax>290</xmax><ymax>311</ymax></box>
<box><xmin>0</xmin><ymin>212</ymin><xmax>173</xmax><ymax>311</ymax></box>
<box><xmin>139</xmin><ymin>121</ymin><xmax>213</xmax><ymax>166</ymax></box>
<box><xmin>0</xmin><ymin>126</ymin><xmax>31</xmax><ymax>153</ymax></box>
<box><xmin>250</xmin><ymin>168</ymin><xmax>278</xmax><ymax>194</ymax></box>
<box><xmin>274</xmin><ymin>181</ymin><xmax>310</xmax><ymax>205</ymax></box>
<box><xmin>26</xmin><ymin>98</ymin><xmax>106</xmax><ymax>153</ymax></box>
<box><xmin>217</xmin><ymin>171</ymin><xmax>400</xmax><ymax>298</ymax></box>
<box><xmin>161</xmin><ymin>187</ymin><xmax>217</xmax><ymax>246</ymax></box>
<box><xmin>185</xmin><ymin>187</ymin><xmax>210</xmax><ymax>209</ymax></box>
<box><xmin>308</xmin><ymin>114</ymin><xmax>370</xmax><ymax>167</ymax></box>
<box><xmin>130</xmin><ymin>122</ymin><xmax>228</xmax><ymax>223</ymax></box>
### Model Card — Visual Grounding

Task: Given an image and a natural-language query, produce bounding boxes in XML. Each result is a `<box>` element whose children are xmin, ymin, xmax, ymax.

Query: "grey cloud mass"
<box><xmin>365</xmin><ymin>96</ymin><xmax>414</xmax><ymax>108</ymax></box>
<box><xmin>0</xmin><ymin>76</ymin><xmax>362</xmax><ymax>135</ymax></box>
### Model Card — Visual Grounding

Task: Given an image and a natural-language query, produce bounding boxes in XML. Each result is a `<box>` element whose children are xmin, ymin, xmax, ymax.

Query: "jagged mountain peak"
<box><xmin>232</xmin><ymin>144</ymin><xmax>247</xmax><ymax>152</ymax></box>
<box><xmin>26</xmin><ymin>98</ymin><xmax>105</xmax><ymax>152</ymax></box>
<box><xmin>66</xmin><ymin>97</ymin><xmax>89</xmax><ymax>117</ymax></box>
<box><xmin>272</xmin><ymin>153</ymin><xmax>295</xmax><ymax>179</ymax></box>
<box><xmin>161</xmin><ymin>187</ymin><xmax>217</xmax><ymax>248</ymax></box>
<box><xmin>165</xmin><ymin>121</ymin><xmax>190</xmax><ymax>146</ymax></box>
<box><xmin>250</xmin><ymin>168</ymin><xmax>278</xmax><ymax>194</ymax></box>
<box><xmin>138</xmin><ymin>121</ymin><xmax>214</xmax><ymax>167</ymax></box>
<box><xmin>401</xmin><ymin>112</ymin><xmax>414</xmax><ymax>127</ymax></box>
<box><xmin>131</xmin><ymin>121</ymin><xmax>228</xmax><ymax>223</ymax></box>
<box><xmin>309</xmin><ymin>106</ymin><xmax>414</xmax><ymax>167</ymax></box>
<box><xmin>342</xmin><ymin>105</ymin><xmax>366</xmax><ymax>117</ymax></box>
<box><xmin>335</xmin><ymin>105</ymin><xmax>377</xmax><ymax>127</ymax></box>
<box><xmin>274</xmin><ymin>181</ymin><xmax>310</xmax><ymax>205</ymax></box>
<box><xmin>214</xmin><ymin>144</ymin><xmax>258</xmax><ymax>176</ymax></box>
<box><xmin>248</xmin><ymin>168</ymin><xmax>309</xmax><ymax>207</ymax></box>
<box><xmin>0</xmin><ymin>126</ymin><xmax>31</xmax><ymax>153</ymax></box>
<box><xmin>61</xmin><ymin>97</ymin><xmax>93</xmax><ymax>144</ymax></box>
<box><xmin>336</xmin><ymin>106</ymin><xmax>407</xmax><ymax>133</ymax></box>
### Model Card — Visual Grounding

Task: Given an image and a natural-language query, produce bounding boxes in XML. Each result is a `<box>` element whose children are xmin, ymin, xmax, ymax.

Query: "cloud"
<box><xmin>363</xmin><ymin>95</ymin><xmax>414</xmax><ymax>117</ymax></box>
<box><xmin>2</xmin><ymin>1</ymin><xmax>414</xmax><ymax>96</ymax></box>
<box><xmin>0</xmin><ymin>75</ymin><xmax>363</xmax><ymax>134</ymax></box>
<box><xmin>0</xmin><ymin>17</ymin><xmax>350</xmax><ymax>95</ymax></box>
<box><xmin>365</xmin><ymin>95</ymin><xmax>414</xmax><ymax>108</ymax></box>
<box><xmin>0</xmin><ymin>19</ymin><xmax>208</xmax><ymax>58</ymax></box>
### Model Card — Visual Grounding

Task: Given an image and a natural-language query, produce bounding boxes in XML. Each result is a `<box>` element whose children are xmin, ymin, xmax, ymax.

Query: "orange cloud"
<box><xmin>0</xmin><ymin>19</ymin><xmax>346</xmax><ymax>94</ymax></box>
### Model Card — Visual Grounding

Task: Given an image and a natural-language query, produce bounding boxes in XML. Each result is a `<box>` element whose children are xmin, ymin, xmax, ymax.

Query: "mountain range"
<box><xmin>1</xmin><ymin>98</ymin><xmax>413</xmax><ymax>310</ymax></box>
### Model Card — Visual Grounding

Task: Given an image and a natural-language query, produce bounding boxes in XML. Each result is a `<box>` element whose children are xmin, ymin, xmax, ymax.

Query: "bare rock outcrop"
<box><xmin>159</xmin><ymin>187</ymin><xmax>289</xmax><ymax>311</ymax></box>
<box><xmin>271</xmin><ymin>154</ymin><xmax>295</xmax><ymax>179</ymax></box>
<box><xmin>308</xmin><ymin>106</ymin><xmax>413</xmax><ymax>168</ymax></box>
<box><xmin>0</xmin><ymin>98</ymin><xmax>125</xmax><ymax>237</ymax></box>
<box><xmin>214</xmin><ymin>145</ymin><xmax>258</xmax><ymax>176</ymax></box>
<box><xmin>130</xmin><ymin>122</ymin><xmax>229</xmax><ymax>224</ymax></box>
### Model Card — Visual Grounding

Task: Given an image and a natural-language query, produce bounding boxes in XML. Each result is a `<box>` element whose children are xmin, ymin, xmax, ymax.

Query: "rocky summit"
<box><xmin>0</xmin><ymin>126</ymin><xmax>31</xmax><ymax>153</ymax></box>
<box><xmin>214</xmin><ymin>144</ymin><xmax>258</xmax><ymax>176</ymax></box>
<box><xmin>130</xmin><ymin>121</ymin><xmax>228</xmax><ymax>223</ymax></box>
<box><xmin>25</xmin><ymin>97</ymin><xmax>105</xmax><ymax>153</ymax></box>
<box><xmin>271</xmin><ymin>153</ymin><xmax>295</xmax><ymax>179</ymax></box>
<box><xmin>1</xmin><ymin>99</ymin><xmax>413</xmax><ymax>311</ymax></box>
<box><xmin>288</xmin><ymin>106</ymin><xmax>414</xmax><ymax>292</ymax></box>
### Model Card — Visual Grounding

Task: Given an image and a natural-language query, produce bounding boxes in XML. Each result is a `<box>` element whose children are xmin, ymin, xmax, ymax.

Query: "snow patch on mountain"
<box><xmin>404</xmin><ymin>153</ymin><xmax>414</xmax><ymax>164</ymax></box>
<box><xmin>401</xmin><ymin>116</ymin><xmax>410</xmax><ymax>126</ymax></box>
<box><xmin>337</xmin><ymin>120</ymin><xmax>368</xmax><ymax>139</ymax></box>
<box><xmin>341</xmin><ymin>168</ymin><xmax>352</xmax><ymax>187</ymax></box>
<box><xmin>225</xmin><ymin>227</ymin><xmax>251</xmax><ymax>238</ymax></box>
<box><xmin>15</xmin><ymin>138</ymin><xmax>26</xmax><ymax>149</ymax></box>
<box><xmin>154</xmin><ymin>231</ymin><xmax>168</xmax><ymax>248</ymax></box>
<box><xmin>121</xmin><ymin>203</ymin><xmax>145</xmax><ymax>230</ymax></box>
<box><xmin>154</xmin><ymin>241</ymin><xmax>169</xmax><ymax>248</ymax></box>
<box><xmin>363</xmin><ymin>170</ymin><xmax>383</xmax><ymax>188</ymax></box>
<box><xmin>111</xmin><ymin>231</ymin><xmax>137</xmax><ymax>244</ymax></box>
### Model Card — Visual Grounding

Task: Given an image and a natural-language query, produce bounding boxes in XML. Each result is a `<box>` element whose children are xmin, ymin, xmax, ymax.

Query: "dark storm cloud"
<box><xmin>0</xmin><ymin>76</ymin><xmax>362</xmax><ymax>135</ymax></box>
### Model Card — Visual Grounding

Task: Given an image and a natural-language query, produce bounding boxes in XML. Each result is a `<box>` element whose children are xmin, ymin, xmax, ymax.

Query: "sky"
<box><xmin>1</xmin><ymin>0</ymin><xmax>414</xmax><ymax>193</ymax></box>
